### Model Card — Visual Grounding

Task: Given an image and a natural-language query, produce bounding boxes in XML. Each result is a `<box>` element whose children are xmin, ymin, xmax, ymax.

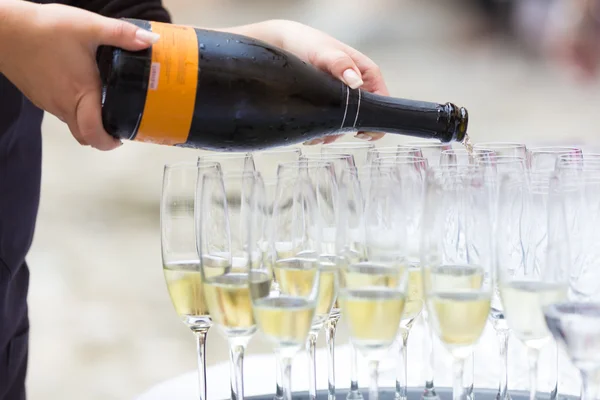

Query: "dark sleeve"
<box><xmin>70</xmin><ymin>0</ymin><xmax>171</xmax><ymax>22</ymax></box>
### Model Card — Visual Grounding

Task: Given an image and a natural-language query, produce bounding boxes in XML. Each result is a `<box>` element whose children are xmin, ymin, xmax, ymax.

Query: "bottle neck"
<box><xmin>343</xmin><ymin>89</ymin><xmax>467</xmax><ymax>143</ymax></box>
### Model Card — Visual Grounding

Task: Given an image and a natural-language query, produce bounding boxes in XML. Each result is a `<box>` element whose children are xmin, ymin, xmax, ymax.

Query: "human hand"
<box><xmin>230</xmin><ymin>19</ymin><xmax>389</xmax><ymax>145</ymax></box>
<box><xmin>0</xmin><ymin>1</ymin><xmax>159</xmax><ymax>150</ymax></box>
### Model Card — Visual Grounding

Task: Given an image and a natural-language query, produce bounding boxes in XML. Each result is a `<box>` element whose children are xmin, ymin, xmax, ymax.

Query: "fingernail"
<box><xmin>303</xmin><ymin>138</ymin><xmax>325</xmax><ymax>145</ymax></box>
<box><xmin>355</xmin><ymin>133</ymin><xmax>372</xmax><ymax>141</ymax></box>
<box><xmin>342</xmin><ymin>69</ymin><xmax>364</xmax><ymax>89</ymax></box>
<box><xmin>119</xmin><ymin>140</ymin><xmax>124</xmax><ymax>146</ymax></box>
<box><xmin>136</xmin><ymin>29</ymin><xmax>160</xmax><ymax>44</ymax></box>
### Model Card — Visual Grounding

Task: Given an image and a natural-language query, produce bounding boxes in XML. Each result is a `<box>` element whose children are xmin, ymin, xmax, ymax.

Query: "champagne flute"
<box><xmin>299</xmin><ymin>154</ymin><xmax>356</xmax><ymax>400</ymax></box>
<box><xmin>197</xmin><ymin>169</ymin><xmax>268</xmax><ymax>400</ymax></box>
<box><xmin>555</xmin><ymin>153</ymin><xmax>600</xmax><ymax>171</ymax></box>
<box><xmin>549</xmin><ymin>164</ymin><xmax>600</xmax><ymax>400</ymax></box>
<box><xmin>401</xmin><ymin>141</ymin><xmax>454</xmax><ymax>399</ymax></box>
<box><xmin>544</xmin><ymin>302</ymin><xmax>600</xmax><ymax>400</ymax></box>
<box><xmin>161</xmin><ymin>161</ymin><xmax>221</xmax><ymax>400</ymax></box>
<box><xmin>366</xmin><ymin>146</ymin><xmax>423</xmax><ymax>166</ymax></box>
<box><xmin>556</xmin><ymin>163</ymin><xmax>600</xmax><ymax>300</ymax></box>
<box><xmin>473</xmin><ymin>142</ymin><xmax>528</xmax><ymax>159</ymax></box>
<box><xmin>253</xmin><ymin>148</ymin><xmax>302</xmax><ymax>181</ymax></box>
<box><xmin>498</xmin><ymin>172</ymin><xmax>569</xmax><ymax>400</ymax></box>
<box><xmin>282</xmin><ymin>158</ymin><xmax>340</xmax><ymax>400</ymax></box>
<box><xmin>490</xmin><ymin>160</ymin><xmax>528</xmax><ymax>400</ymax></box>
<box><xmin>253</xmin><ymin>148</ymin><xmax>302</xmax><ymax>289</ymax></box>
<box><xmin>198</xmin><ymin>152</ymin><xmax>256</xmax><ymax>173</ymax></box>
<box><xmin>338</xmin><ymin>167</ymin><xmax>409</xmax><ymax>400</ymax></box>
<box><xmin>302</xmin><ymin>153</ymin><xmax>356</xmax><ymax>175</ymax></box>
<box><xmin>252</xmin><ymin>147</ymin><xmax>302</xmax><ymax>400</ymax></box>
<box><xmin>421</xmin><ymin>165</ymin><xmax>493</xmax><ymax>400</ymax></box>
<box><xmin>380</xmin><ymin>157</ymin><xmax>427</xmax><ymax>400</ymax></box>
<box><xmin>401</xmin><ymin>141</ymin><xmax>452</xmax><ymax>167</ymax></box>
<box><xmin>440</xmin><ymin>148</ymin><xmax>473</xmax><ymax>166</ymax></box>
<box><xmin>321</xmin><ymin>142</ymin><xmax>374</xmax><ymax>168</ymax></box>
<box><xmin>527</xmin><ymin>146</ymin><xmax>583</xmax><ymax>172</ymax></box>
<box><xmin>337</xmin><ymin>166</ymin><xmax>369</xmax><ymax>400</ymax></box>
<box><xmin>440</xmin><ymin>148</ymin><xmax>495</xmax><ymax>166</ymax></box>
<box><xmin>250</xmin><ymin>161</ymin><xmax>324</xmax><ymax>400</ymax></box>
<box><xmin>464</xmin><ymin>155</ymin><xmax>522</xmax><ymax>400</ymax></box>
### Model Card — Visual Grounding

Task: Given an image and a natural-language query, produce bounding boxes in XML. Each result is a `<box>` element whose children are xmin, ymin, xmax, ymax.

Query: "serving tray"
<box><xmin>243</xmin><ymin>387</ymin><xmax>573</xmax><ymax>400</ymax></box>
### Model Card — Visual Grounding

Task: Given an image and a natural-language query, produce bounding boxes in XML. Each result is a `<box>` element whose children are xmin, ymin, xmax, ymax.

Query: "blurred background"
<box><xmin>26</xmin><ymin>0</ymin><xmax>600</xmax><ymax>398</ymax></box>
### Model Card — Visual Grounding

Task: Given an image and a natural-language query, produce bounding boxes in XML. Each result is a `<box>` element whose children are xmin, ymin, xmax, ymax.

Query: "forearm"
<box><xmin>222</xmin><ymin>20</ymin><xmax>289</xmax><ymax>48</ymax></box>
<box><xmin>71</xmin><ymin>0</ymin><xmax>171</xmax><ymax>22</ymax></box>
<box><xmin>0</xmin><ymin>1</ymin><xmax>39</xmax><ymax>73</ymax></box>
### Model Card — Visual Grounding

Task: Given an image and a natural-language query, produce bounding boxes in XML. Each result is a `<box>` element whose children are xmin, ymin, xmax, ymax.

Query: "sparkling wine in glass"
<box><xmin>251</xmin><ymin>147</ymin><xmax>302</xmax><ymax>400</ymax></box>
<box><xmin>338</xmin><ymin>167</ymin><xmax>409</xmax><ymax>400</ymax></box>
<box><xmin>161</xmin><ymin>161</ymin><xmax>222</xmax><ymax>400</ymax></box>
<box><xmin>481</xmin><ymin>156</ymin><xmax>528</xmax><ymax>400</ymax></box>
<box><xmin>421</xmin><ymin>165</ymin><xmax>493</xmax><ymax>400</ymax></box>
<box><xmin>498</xmin><ymin>172</ymin><xmax>570</xmax><ymax>400</ymax></box>
<box><xmin>250</xmin><ymin>161</ymin><xmax>325</xmax><ymax>400</ymax></box>
<box><xmin>337</xmin><ymin>167</ymin><xmax>369</xmax><ymax>400</ymax></box>
<box><xmin>371</xmin><ymin>156</ymin><xmax>428</xmax><ymax>400</ymax></box>
<box><xmin>197</xmin><ymin>170</ymin><xmax>269</xmax><ymax>400</ymax></box>
<box><xmin>299</xmin><ymin>155</ymin><xmax>353</xmax><ymax>400</ymax></box>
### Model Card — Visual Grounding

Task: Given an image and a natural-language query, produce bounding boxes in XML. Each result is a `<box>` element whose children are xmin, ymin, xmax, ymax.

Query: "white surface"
<box><xmin>136</xmin><ymin>319</ymin><xmax>582</xmax><ymax>400</ymax></box>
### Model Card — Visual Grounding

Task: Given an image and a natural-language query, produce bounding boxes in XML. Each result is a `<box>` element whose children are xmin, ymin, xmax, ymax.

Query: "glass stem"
<box><xmin>274</xmin><ymin>353</ymin><xmax>283</xmax><ymax>400</ymax></box>
<box><xmin>395</xmin><ymin>328</ymin><xmax>409</xmax><ymax>400</ymax></box>
<box><xmin>495</xmin><ymin>328</ymin><xmax>510</xmax><ymax>400</ymax></box>
<box><xmin>550</xmin><ymin>343</ymin><xmax>558</xmax><ymax>400</ymax></box>
<box><xmin>325</xmin><ymin>313</ymin><xmax>340</xmax><ymax>400</ymax></box>
<box><xmin>463</xmin><ymin>353</ymin><xmax>474</xmax><ymax>400</ymax></box>
<box><xmin>347</xmin><ymin>343</ymin><xmax>364</xmax><ymax>400</ymax></box>
<box><xmin>193</xmin><ymin>327</ymin><xmax>210</xmax><ymax>400</ymax></box>
<box><xmin>527</xmin><ymin>347</ymin><xmax>540</xmax><ymax>400</ymax></box>
<box><xmin>279</xmin><ymin>355</ymin><xmax>293</xmax><ymax>400</ymax></box>
<box><xmin>229</xmin><ymin>337</ymin><xmax>249</xmax><ymax>400</ymax></box>
<box><xmin>307</xmin><ymin>330</ymin><xmax>319</xmax><ymax>400</ymax></box>
<box><xmin>452</xmin><ymin>357</ymin><xmax>467</xmax><ymax>400</ymax></box>
<box><xmin>368</xmin><ymin>359</ymin><xmax>380</xmax><ymax>400</ymax></box>
<box><xmin>421</xmin><ymin>310</ymin><xmax>438</xmax><ymax>399</ymax></box>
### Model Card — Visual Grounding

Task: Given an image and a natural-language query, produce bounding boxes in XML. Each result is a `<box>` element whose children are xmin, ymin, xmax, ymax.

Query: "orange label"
<box><xmin>136</xmin><ymin>22</ymin><xmax>199</xmax><ymax>145</ymax></box>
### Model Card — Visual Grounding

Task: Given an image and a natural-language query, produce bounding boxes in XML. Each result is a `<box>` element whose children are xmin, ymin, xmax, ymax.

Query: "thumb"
<box><xmin>73</xmin><ymin>88</ymin><xmax>122</xmax><ymax>151</ymax></box>
<box><xmin>309</xmin><ymin>49</ymin><xmax>364</xmax><ymax>89</ymax></box>
<box><xmin>93</xmin><ymin>16</ymin><xmax>161</xmax><ymax>50</ymax></box>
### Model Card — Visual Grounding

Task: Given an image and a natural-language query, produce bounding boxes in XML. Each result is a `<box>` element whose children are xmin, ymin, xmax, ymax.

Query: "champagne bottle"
<box><xmin>97</xmin><ymin>19</ymin><xmax>469</xmax><ymax>151</ymax></box>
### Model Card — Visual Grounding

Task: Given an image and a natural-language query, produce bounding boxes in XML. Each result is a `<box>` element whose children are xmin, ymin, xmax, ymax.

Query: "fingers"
<box><xmin>92</xmin><ymin>16</ymin><xmax>160</xmax><ymax>50</ymax></box>
<box><xmin>341</xmin><ymin>48</ymin><xmax>388</xmax><ymax>141</ymax></box>
<box><xmin>343</xmin><ymin>46</ymin><xmax>389</xmax><ymax>96</ymax></box>
<box><xmin>323</xmin><ymin>134</ymin><xmax>343</xmax><ymax>144</ymax></box>
<box><xmin>71</xmin><ymin>89</ymin><xmax>121</xmax><ymax>151</ymax></box>
<box><xmin>306</xmin><ymin>46</ymin><xmax>388</xmax><ymax>143</ymax></box>
<box><xmin>303</xmin><ymin>134</ymin><xmax>343</xmax><ymax>146</ymax></box>
<box><xmin>308</xmin><ymin>49</ymin><xmax>364</xmax><ymax>89</ymax></box>
<box><xmin>356</xmin><ymin>131</ymin><xmax>385</xmax><ymax>141</ymax></box>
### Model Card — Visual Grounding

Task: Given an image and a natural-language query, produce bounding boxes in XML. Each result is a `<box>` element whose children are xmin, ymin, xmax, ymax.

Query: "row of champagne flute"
<box><xmin>160</xmin><ymin>140</ymin><xmax>595</xmax><ymax>400</ymax></box>
<box><xmin>435</xmin><ymin>142</ymin><xmax>600</xmax><ymax>400</ymax></box>
<box><xmin>160</xmin><ymin>142</ymin><xmax>429</xmax><ymax>400</ymax></box>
